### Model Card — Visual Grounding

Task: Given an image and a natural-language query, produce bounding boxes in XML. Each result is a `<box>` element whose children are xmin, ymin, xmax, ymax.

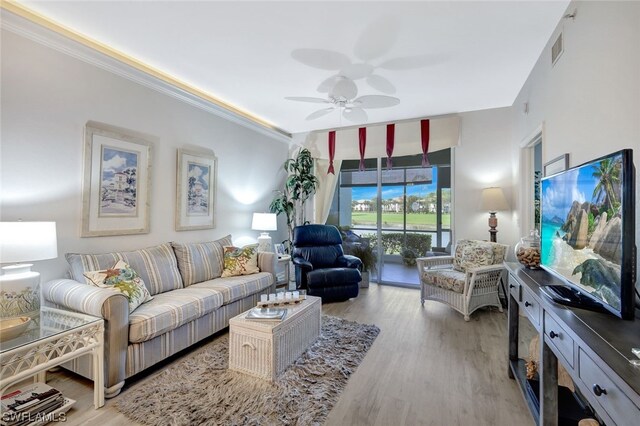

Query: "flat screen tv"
<box><xmin>540</xmin><ymin>149</ymin><xmax>636</xmax><ymax>319</ymax></box>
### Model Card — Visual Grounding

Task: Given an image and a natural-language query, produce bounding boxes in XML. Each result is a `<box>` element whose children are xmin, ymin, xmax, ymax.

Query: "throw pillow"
<box><xmin>171</xmin><ymin>235</ymin><xmax>232</xmax><ymax>286</ymax></box>
<box><xmin>221</xmin><ymin>244</ymin><xmax>260</xmax><ymax>277</ymax></box>
<box><xmin>84</xmin><ymin>260</ymin><xmax>153</xmax><ymax>313</ymax></box>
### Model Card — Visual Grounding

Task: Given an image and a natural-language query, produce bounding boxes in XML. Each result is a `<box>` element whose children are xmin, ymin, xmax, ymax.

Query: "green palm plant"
<box><xmin>270</xmin><ymin>148</ymin><xmax>319</xmax><ymax>251</ymax></box>
<box><xmin>592</xmin><ymin>158</ymin><xmax>621</xmax><ymax>214</ymax></box>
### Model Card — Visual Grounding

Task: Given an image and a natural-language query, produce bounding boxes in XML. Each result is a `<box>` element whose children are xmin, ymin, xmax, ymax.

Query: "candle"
<box><xmin>277</xmin><ymin>292</ymin><xmax>285</xmax><ymax>300</ymax></box>
<box><xmin>260</xmin><ymin>294</ymin><xmax>268</xmax><ymax>302</ymax></box>
<box><xmin>269</xmin><ymin>293</ymin><xmax>276</xmax><ymax>301</ymax></box>
<box><xmin>285</xmin><ymin>292</ymin><xmax>292</xmax><ymax>299</ymax></box>
<box><xmin>293</xmin><ymin>291</ymin><xmax>300</xmax><ymax>299</ymax></box>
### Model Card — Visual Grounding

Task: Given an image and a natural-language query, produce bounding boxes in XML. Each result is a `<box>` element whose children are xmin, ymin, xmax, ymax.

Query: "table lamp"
<box><xmin>251</xmin><ymin>213</ymin><xmax>277</xmax><ymax>252</ymax></box>
<box><xmin>0</xmin><ymin>222</ymin><xmax>58</xmax><ymax>318</ymax></box>
<box><xmin>480</xmin><ymin>187</ymin><xmax>509</xmax><ymax>243</ymax></box>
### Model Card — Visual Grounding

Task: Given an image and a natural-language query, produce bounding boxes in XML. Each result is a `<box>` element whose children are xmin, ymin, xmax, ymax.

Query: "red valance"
<box><xmin>421</xmin><ymin>119</ymin><xmax>430</xmax><ymax>167</ymax></box>
<box><xmin>386</xmin><ymin>124</ymin><xmax>395</xmax><ymax>170</ymax></box>
<box><xmin>327</xmin><ymin>131</ymin><xmax>336</xmax><ymax>175</ymax></box>
<box><xmin>358</xmin><ymin>127</ymin><xmax>366</xmax><ymax>171</ymax></box>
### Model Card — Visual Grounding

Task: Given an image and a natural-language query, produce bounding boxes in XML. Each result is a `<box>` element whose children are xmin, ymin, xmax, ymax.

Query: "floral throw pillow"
<box><xmin>453</xmin><ymin>240</ymin><xmax>495</xmax><ymax>272</ymax></box>
<box><xmin>221</xmin><ymin>244</ymin><xmax>260</xmax><ymax>277</ymax></box>
<box><xmin>84</xmin><ymin>260</ymin><xmax>153</xmax><ymax>313</ymax></box>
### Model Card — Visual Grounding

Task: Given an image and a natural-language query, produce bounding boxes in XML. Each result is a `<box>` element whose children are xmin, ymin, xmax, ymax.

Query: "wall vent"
<box><xmin>551</xmin><ymin>32</ymin><xmax>563</xmax><ymax>66</ymax></box>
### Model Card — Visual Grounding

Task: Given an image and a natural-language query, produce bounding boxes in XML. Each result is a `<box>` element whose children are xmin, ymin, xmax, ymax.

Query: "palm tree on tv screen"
<box><xmin>592</xmin><ymin>158</ymin><xmax>621</xmax><ymax>214</ymax></box>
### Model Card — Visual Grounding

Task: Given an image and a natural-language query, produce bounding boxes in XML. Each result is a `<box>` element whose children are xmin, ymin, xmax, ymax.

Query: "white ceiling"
<box><xmin>20</xmin><ymin>0</ymin><xmax>570</xmax><ymax>135</ymax></box>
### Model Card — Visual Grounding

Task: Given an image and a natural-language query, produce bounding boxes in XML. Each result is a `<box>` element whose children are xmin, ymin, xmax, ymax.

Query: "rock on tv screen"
<box><xmin>540</xmin><ymin>149</ymin><xmax>635</xmax><ymax>318</ymax></box>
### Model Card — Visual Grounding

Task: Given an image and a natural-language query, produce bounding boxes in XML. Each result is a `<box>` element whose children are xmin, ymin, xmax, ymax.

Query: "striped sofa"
<box><xmin>41</xmin><ymin>236</ymin><xmax>277</xmax><ymax>398</ymax></box>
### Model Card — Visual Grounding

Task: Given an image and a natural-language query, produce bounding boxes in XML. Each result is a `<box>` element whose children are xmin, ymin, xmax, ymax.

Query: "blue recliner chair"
<box><xmin>292</xmin><ymin>224</ymin><xmax>362</xmax><ymax>302</ymax></box>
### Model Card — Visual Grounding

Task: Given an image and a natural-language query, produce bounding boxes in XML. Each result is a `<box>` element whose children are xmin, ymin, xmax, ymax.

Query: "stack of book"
<box><xmin>245</xmin><ymin>307</ymin><xmax>287</xmax><ymax>322</ymax></box>
<box><xmin>1</xmin><ymin>383</ymin><xmax>74</xmax><ymax>426</ymax></box>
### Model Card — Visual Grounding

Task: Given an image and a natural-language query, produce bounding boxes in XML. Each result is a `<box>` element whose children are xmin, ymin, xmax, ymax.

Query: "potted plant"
<box><xmin>269</xmin><ymin>148</ymin><xmax>319</xmax><ymax>252</ymax></box>
<box><xmin>401</xmin><ymin>247</ymin><xmax>418</xmax><ymax>266</ymax></box>
<box><xmin>350</xmin><ymin>244</ymin><xmax>377</xmax><ymax>288</ymax></box>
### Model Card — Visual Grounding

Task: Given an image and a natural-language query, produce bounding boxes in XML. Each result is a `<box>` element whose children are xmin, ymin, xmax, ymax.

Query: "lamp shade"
<box><xmin>251</xmin><ymin>213</ymin><xmax>277</xmax><ymax>231</ymax></box>
<box><xmin>480</xmin><ymin>187</ymin><xmax>509</xmax><ymax>212</ymax></box>
<box><xmin>0</xmin><ymin>222</ymin><xmax>58</xmax><ymax>264</ymax></box>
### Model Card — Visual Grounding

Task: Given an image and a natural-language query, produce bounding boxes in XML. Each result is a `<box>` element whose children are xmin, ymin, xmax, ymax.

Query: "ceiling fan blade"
<box><xmin>353</xmin><ymin>17</ymin><xmax>400</xmax><ymax>61</ymax></box>
<box><xmin>339</xmin><ymin>63</ymin><xmax>374</xmax><ymax>80</ymax></box>
<box><xmin>330</xmin><ymin>77</ymin><xmax>358</xmax><ymax>100</ymax></box>
<box><xmin>353</xmin><ymin>95</ymin><xmax>400</xmax><ymax>109</ymax></box>
<box><xmin>306</xmin><ymin>108</ymin><xmax>335</xmax><ymax>121</ymax></box>
<box><xmin>285</xmin><ymin>96</ymin><xmax>330</xmax><ymax>104</ymax></box>
<box><xmin>291</xmin><ymin>48</ymin><xmax>351</xmax><ymax>71</ymax></box>
<box><xmin>317</xmin><ymin>75</ymin><xmax>340</xmax><ymax>93</ymax></box>
<box><xmin>343</xmin><ymin>107</ymin><xmax>368</xmax><ymax>122</ymax></box>
<box><xmin>378</xmin><ymin>54</ymin><xmax>446</xmax><ymax>70</ymax></box>
<box><xmin>366</xmin><ymin>74</ymin><xmax>396</xmax><ymax>94</ymax></box>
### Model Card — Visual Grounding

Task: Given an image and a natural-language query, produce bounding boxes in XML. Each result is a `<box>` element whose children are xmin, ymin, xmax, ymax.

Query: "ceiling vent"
<box><xmin>551</xmin><ymin>32</ymin><xmax>564</xmax><ymax>66</ymax></box>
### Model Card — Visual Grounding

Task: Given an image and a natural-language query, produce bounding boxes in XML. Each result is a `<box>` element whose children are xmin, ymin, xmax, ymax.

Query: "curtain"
<box><xmin>313</xmin><ymin>158</ymin><xmax>342</xmax><ymax>224</ymax></box>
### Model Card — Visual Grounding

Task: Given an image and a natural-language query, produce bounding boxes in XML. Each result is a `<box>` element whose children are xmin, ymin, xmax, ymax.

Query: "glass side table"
<box><xmin>1</xmin><ymin>307</ymin><xmax>105</xmax><ymax>409</ymax></box>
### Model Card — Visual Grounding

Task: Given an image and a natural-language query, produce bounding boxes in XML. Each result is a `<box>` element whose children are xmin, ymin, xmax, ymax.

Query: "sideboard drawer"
<box><xmin>508</xmin><ymin>274</ymin><xmax>520</xmax><ymax>302</ymax></box>
<box><xmin>544</xmin><ymin>312</ymin><xmax>574</xmax><ymax>368</ymax></box>
<box><xmin>579</xmin><ymin>349</ymin><xmax>639</xmax><ymax>426</ymax></box>
<box><xmin>521</xmin><ymin>286</ymin><xmax>540</xmax><ymax>328</ymax></box>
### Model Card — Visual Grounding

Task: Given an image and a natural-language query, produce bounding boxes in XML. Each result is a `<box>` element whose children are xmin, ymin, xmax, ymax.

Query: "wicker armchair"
<box><xmin>417</xmin><ymin>240</ymin><xmax>508</xmax><ymax>321</ymax></box>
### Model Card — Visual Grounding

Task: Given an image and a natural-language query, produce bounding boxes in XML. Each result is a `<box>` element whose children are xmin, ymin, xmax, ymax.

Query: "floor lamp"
<box><xmin>480</xmin><ymin>187</ymin><xmax>509</xmax><ymax>243</ymax></box>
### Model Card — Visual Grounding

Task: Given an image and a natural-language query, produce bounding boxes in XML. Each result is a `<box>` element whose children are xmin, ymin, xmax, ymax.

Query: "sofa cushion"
<box><xmin>171</xmin><ymin>235</ymin><xmax>232</xmax><ymax>286</ymax></box>
<box><xmin>453</xmin><ymin>240</ymin><xmax>495</xmax><ymax>272</ymax></box>
<box><xmin>67</xmin><ymin>243</ymin><xmax>184</xmax><ymax>296</ymax></box>
<box><xmin>221</xmin><ymin>244</ymin><xmax>259</xmax><ymax>277</ymax></box>
<box><xmin>128</xmin><ymin>287</ymin><xmax>224</xmax><ymax>343</ymax></box>
<box><xmin>84</xmin><ymin>260</ymin><xmax>153</xmax><ymax>313</ymax></box>
<box><xmin>190</xmin><ymin>272</ymin><xmax>272</xmax><ymax>304</ymax></box>
<box><xmin>421</xmin><ymin>269</ymin><xmax>466</xmax><ymax>293</ymax></box>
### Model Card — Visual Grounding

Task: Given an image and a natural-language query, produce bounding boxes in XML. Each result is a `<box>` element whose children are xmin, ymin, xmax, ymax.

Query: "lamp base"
<box><xmin>488</xmin><ymin>212</ymin><xmax>498</xmax><ymax>243</ymax></box>
<box><xmin>0</xmin><ymin>264</ymin><xmax>41</xmax><ymax>318</ymax></box>
<box><xmin>257</xmin><ymin>232</ymin><xmax>273</xmax><ymax>253</ymax></box>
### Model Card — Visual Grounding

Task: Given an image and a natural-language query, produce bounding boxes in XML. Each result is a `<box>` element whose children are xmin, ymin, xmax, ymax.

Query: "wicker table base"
<box><xmin>228</xmin><ymin>296</ymin><xmax>321</xmax><ymax>381</ymax></box>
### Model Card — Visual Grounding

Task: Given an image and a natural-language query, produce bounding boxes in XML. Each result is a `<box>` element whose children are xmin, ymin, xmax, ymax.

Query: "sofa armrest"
<box><xmin>337</xmin><ymin>254</ymin><xmax>362</xmax><ymax>269</ymax></box>
<box><xmin>257</xmin><ymin>251</ymin><xmax>278</xmax><ymax>285</ymax></box>
<box><xmin>42</xmin><ymin>279</ymin><xmax>129</xmax><ymax>393</ymax></box>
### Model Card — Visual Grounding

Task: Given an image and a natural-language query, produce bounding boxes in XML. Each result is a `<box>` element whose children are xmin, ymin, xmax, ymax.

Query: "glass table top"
<box><xmin>0</xmin><ymin>307</ymin><xmax>101</xmax><ymax>354</ymax></box>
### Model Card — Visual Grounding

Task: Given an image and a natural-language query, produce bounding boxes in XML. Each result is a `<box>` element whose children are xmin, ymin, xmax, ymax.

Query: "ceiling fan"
<box><xmin>285</xmin><ymin>76</ymin><xmax>400</xmax><ymax>122</ymax></box>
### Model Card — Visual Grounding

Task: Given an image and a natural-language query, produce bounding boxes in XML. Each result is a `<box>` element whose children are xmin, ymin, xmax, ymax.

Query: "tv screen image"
<box><xmin>540</xmin><ymin>149</ymin><xmax>635</xmax><ymax>319</ymax></box>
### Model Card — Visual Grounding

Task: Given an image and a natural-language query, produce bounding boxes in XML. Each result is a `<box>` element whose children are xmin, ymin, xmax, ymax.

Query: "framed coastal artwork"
<box><xmin>81</xmin><ymin>121</ymin><xmax>153</xmax><ymax>237</ymax></box>
<box><xmin>175</xmin><ymin>148</ymin><xmax>217</xmax><ymax>231</ymax></box>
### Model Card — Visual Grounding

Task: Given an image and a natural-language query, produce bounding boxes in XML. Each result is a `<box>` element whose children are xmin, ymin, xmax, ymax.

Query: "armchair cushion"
<box><xmin>307</xmin><ymin>268</ymin><xmax>361</xmax><ymax>290</ymax></box>
<box><xmin>337</xmin><ymin>255</ymin><xmax>362</xmax><ymax>269</ymax></box>
<box><xmin>452</xmin><ymin>240</ymin><xmax>496</xmax><ymax>272</ymax></box>
<box><xmin>421</xmin><ymin>268</ymin><xmax>466</xmax><ymax>293</ymax></box>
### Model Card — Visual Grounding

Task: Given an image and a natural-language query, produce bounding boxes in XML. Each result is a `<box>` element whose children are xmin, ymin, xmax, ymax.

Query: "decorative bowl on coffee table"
<box><xmin>0</xmin><ymin>316</ymin><xmax>31</xmax><ymax>342</ymax></box>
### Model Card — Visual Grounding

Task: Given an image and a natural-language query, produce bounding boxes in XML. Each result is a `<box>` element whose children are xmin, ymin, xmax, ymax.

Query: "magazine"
<box><xmin>245</xmin><ymin>307</ymin><xmax>287</xmax><ymax>321</ymax></box>
<box><xmin>1</xmin><ymin>383</ymin><xmax>64</xmax><ymax>426</ymax></box>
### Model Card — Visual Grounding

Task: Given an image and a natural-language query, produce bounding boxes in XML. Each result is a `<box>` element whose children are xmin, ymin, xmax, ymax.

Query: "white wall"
<box><xmin>511</xmin><ymin>1</ymin><xmax>640</xmax><ymax>281</ymax></box>
<box><xmin>0</xmin><ymin>30</ymin><xmax>289</xmax><ymax>282</ymax></box>
<box><xmin>454</xmin><ymin>107</ymin><xmax>518</xmax><ymax>252</ymax></box>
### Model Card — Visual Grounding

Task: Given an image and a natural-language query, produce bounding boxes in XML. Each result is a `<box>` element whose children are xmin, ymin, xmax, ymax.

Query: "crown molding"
<box><xmin>0</xmin><ymin>1</ymin><xmax>292</xmax><ymax>143</ymax></box>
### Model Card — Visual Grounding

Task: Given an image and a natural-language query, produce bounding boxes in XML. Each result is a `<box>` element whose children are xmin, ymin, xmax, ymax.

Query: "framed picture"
<box><xmin>274</xmin><ymin>243</ymin><xmax>285</xmax><ymax>256</ymax></box>
<box><xmin>82</xmin><ymin>121</ymin><xmax>153</xmax><ymax>237</ymax></box>
<box><xmin>544</xmin><ymin>153</ymin><xmax>569</xmax><ymax>177</ymax></box>
<box><xmin>176</xmin><ymin>148</ymin><xmax>217</xmax><ymax>231</ymax></box>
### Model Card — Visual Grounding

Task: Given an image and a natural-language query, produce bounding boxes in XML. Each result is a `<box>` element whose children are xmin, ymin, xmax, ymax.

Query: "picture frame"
<box><xmin>176</xmin><ymin>148</ymin><xmax>217</xmax><ymax>231</ymax></box>
<box><xmin>543</xmin><ymin>153</ymin><xmax>569</xmax><ymax>177</ymax></box>
<box><xmin>82</xmin><ymin>121</ymin><xmax>153</xmax><ymax>237</ymax></box>
<box><xmin>274</xmin><ymin>243</ymin><xmax>285</xmax><ymax>256</ymax></box>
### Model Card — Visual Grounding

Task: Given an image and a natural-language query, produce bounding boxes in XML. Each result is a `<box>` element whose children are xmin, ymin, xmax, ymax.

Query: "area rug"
<box><xmin>116</xmin><ymin>315</ymin><xmax>380</xmax><ymax>426</ymax></box>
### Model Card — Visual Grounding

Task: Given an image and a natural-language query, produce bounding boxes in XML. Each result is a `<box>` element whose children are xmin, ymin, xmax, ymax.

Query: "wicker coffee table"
<box><xmin>228</xmin><ymin>296</ymin><xmax>321</xmax><ymax>381</ymax></box>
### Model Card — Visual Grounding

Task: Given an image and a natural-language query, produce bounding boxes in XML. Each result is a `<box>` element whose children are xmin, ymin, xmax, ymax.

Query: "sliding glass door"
<box><xmin>327</xmin><ymin>151</ymin><xmax>452</xmax><ymax>287</ymax></box>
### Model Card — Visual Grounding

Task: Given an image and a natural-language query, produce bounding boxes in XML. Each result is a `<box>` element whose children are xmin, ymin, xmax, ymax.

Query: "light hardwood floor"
<box><xmin>41</xmin><ymin>284</ymin><xmax>532</xmax><ymax>425</ymax></box>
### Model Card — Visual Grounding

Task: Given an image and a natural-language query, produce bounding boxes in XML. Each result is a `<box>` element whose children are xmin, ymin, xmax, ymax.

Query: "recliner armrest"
<box><xmin>337</xmin><ymin>255</ymin><xmax>362</xmax><ymax>269</ymax></box>
<box><xmin>292</xmin><ymin>256</ymin><xmax>313</xmax><ymax>271</ymax></box>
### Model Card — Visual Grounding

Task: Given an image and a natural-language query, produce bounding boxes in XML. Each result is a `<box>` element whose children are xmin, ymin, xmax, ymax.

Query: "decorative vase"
<box><xmin>515</xmin><ymin>229</ymin><xmax>541</xmax><ymax>269</ymax></box>
<box><xmin>360</xmin><ymin>271</ymin><xmax>370</xmax><ymax>288</ymax></box>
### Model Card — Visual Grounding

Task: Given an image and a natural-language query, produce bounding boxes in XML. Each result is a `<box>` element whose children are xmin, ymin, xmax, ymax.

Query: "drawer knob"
<box><xmin>549</xmin><ymin>331</ymin><xmax>559</xmax><ymax>339</ymax></box>
<box><xmin>524</xmin><ymin>301</ymin><xmax>532</xmax><ymax>307</ymax></box>
<box><xmin>592</xmin><ymin>384</ymin><xmax>607</xmax><ymax>397</ymax></box>
<box><xmin>509</xmin><ymin>284</ymin><xmax>515</xmax><ymax>289</ymax></box>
